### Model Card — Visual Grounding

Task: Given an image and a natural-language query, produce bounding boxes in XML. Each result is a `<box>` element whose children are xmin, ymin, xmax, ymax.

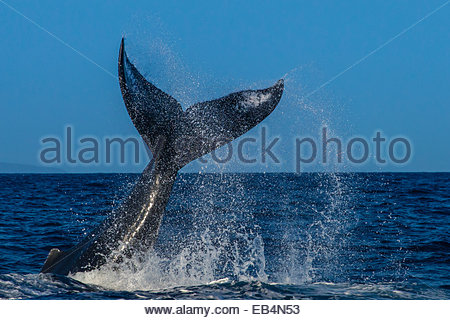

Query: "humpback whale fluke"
<box><xmin>41</xmin><ymin>38</ymin><xmax>284</xmax><ymax>275</ymax></box>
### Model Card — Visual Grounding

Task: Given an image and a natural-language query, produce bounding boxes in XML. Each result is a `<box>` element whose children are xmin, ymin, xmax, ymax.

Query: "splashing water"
<box><xmin>71</xmin><ymin>170</ymin><xmax>356</xmax><ymax>291</ymax></box>
<box><xmin>72</xmin><ymin>174</ymin><xmax>269</xmax><ymax>291</ymax></box>
<box><xmin>72</xmin><ymin>233</ymin><xmax>267</xmax><ymax>291</ymax></box>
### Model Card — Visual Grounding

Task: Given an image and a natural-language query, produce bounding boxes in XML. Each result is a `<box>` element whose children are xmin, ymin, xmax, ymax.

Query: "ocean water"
<box><xmin>0</xmin><ymin>172</ymin><xmax>448</xmax><ymax>299</ymax></box>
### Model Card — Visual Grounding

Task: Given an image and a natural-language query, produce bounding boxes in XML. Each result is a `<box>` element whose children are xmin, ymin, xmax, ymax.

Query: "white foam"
<box><xmin>71</xmin><ymin>232</ymin><xmax>267</xmax><ymax>291</ymax></box>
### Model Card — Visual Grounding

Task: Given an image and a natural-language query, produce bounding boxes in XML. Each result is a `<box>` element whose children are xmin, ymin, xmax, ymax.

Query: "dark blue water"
<box><xmin>0</xmin><ymin>173</ymin><xmax>448</xmax><ymax>299</ymax></box>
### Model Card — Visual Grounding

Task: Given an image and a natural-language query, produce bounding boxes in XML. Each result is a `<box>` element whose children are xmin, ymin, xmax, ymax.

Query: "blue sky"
<box><xmin>0</xmin><ymin>0</ymin><xmax>449</xmax><ymax>172</ymax></box>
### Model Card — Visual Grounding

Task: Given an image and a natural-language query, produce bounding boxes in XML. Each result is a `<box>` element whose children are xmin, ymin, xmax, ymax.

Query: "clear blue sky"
<box><xmin>0</xmin><ymin>0</ymin><xmax>449</xmax><ymax>172</ymax></box>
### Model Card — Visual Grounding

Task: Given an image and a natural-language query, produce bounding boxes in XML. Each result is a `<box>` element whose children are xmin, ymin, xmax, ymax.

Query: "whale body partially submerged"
<box><xmin>41</xmin><ymin>38</ymin><xmax>284</xmax><ymax>275</ymax></box>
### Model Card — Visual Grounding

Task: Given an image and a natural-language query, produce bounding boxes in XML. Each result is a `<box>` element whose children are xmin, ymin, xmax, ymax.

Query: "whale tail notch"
<box><xmin>118</xmin><ymin>38</ymin><xmax>284</xmax><ymax>169</ymax></box>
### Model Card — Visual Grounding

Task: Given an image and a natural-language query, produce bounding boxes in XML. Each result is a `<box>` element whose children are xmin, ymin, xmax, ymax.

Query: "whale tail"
<box><xmin>41</xmin><ymin>39</ymin><xmax>284</xmax><ymax>275</ymax></box>
<box><xmin>118</xmin><ymin>38</ymin><xmax>284</xmax><ymax>168</ymax></box>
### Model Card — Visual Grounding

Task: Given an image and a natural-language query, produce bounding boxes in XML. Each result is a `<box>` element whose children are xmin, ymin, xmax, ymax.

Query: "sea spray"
<box><xmin>72</xmin><ymin>174</ymin><xmax>268</xmax><ymax>290</ymax></box>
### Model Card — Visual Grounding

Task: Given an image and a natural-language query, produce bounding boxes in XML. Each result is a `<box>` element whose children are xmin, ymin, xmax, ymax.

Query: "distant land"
<box><xmin>0</xmin><ymin>162</ymin><xmax>66</xmax><ymax>174</ymax></box>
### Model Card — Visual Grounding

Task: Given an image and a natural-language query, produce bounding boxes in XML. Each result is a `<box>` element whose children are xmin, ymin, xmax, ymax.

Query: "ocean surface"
<box><xmin>0</xmin><ymin>172</ymin><xmax>448</xmax><ymax>299</ymax></box>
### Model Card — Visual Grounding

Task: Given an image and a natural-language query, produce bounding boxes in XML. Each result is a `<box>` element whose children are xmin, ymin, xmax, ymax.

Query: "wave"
<box><xmin>1</xmin><ymin>273</ymin><xmax>447</xmax><ymax>299</ymax></box>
